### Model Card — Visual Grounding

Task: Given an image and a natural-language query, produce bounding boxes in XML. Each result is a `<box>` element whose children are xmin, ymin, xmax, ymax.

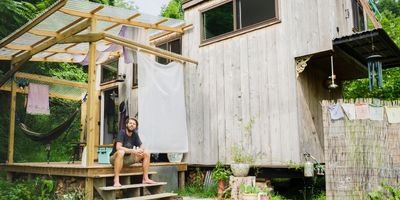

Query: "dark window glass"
<box><xmin>202</xmin><ymin>2</ymin><xmax>234</xmax><ymax>40</ymax></box>
<box><xmin>236</xmin><ymin>0</ymin><xmax>275</xmax><ymax>28</ymax></box>
<box><xmin>156</xmin><ymin>38</ymin><xmax>182</xmax><ymax>64</ymax></box>
<box><xmin>132</xmin><ymin>63</ymin><xmax>138</xmax><ymax>88</ymax></box>
<box><xmin>101</xmin><ymin>60</ymin><xmax>118</xmax><ymax>83</ymax></box>
<box><xmin>352</xmin><ymin>0</ymin><xmax>365</xmax><ymax>32</ymax></box>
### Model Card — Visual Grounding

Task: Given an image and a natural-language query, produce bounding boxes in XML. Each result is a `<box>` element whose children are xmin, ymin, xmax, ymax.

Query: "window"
<box><xmin>101</xmin><ymin>59</ymin><xmax>118</xmax><ymax>83</ymax></box>
<box><xmin>156</xmin><ymin>38</ymin><xmax>182</xmax><ymax>64</ymax></box>
<box><xmin>132</xmin><ymin>63</ymin><xmax>138</xmax><ymax>88</ymax></box>
<box><xmin>352</xmin><ymin>0</ymin><xmax>365</xmax><ymax>32</ymax></box>
<box><xmin>202</xmin><ymin>0</ymin><xmax>277</xmax><ymax>41</ymax></box>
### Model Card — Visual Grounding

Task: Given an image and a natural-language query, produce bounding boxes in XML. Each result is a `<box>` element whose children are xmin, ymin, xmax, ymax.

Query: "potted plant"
<box><xmin>211</xmin><ymin>161</ymin><xmax>232</xmax><ymax>198</ymax></box>
<box><xmin>240</xmin><ymin>184</ymin><xmax>270</xmax><ymax>200</ymax></box>
<box><xmin>231</xmin><ymin>145</ymin><xmax>255</xmax><ymax>177</ymax></box>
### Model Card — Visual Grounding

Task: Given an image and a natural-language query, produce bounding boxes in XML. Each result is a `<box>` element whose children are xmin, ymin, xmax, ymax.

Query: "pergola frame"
<box><xmin>0</xmin><ymin>1</ymin><xmax>197</xmax><ymax>198</ymax></box>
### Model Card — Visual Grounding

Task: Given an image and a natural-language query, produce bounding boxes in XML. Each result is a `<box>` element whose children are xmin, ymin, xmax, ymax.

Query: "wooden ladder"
<box><xmin>93</xmin><ymin>172</ymin><xmax>177</xmax><ymax>200</ymax></box>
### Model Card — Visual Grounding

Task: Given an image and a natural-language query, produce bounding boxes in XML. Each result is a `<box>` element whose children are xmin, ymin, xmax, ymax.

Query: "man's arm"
<box><xmin>116</xmin><ymin>142</ymin><xmax>143</xmax><ymax>156</ymax></box>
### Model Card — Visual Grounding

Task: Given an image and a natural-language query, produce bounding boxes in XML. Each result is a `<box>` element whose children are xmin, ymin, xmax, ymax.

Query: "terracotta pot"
<box><xmin>217</xmin><ymin>180</ymin><xmax>224</xmax><ymax>199</ymax></box>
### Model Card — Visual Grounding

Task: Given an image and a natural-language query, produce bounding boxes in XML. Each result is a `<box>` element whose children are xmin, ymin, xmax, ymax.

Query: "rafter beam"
<box><xmin>15</xmin><ymin>72</ymin><xmax>88</xmax><ymax>89</ymax></box>
<box><xmin>60</xmin><ymin>7</ymin><xmax>184</xmax><ymax>33</ymax></box>
<box><xmin>104</xmin><ymin>33</ymin><xmax>198</xmax><ymax>64</ymax></box>
<box><xmin>0</xmin><ymin>18</ymin><xmax>91</xmax><ymax>87</ymax></box>
<box><xmin>6</xmin><ymin>44</ymin><xmax>87</xmax><ymax>55</ymax></box>
<box><xmin>104</xmin><ymin>13</ymin><xmax>141</xmax><ymax>31</ymax></box>
<box><xmin>28</xmin><ymin>29</ymin><xmax>58</xmax><ymax>37</ymax></box>
<box><xmin>0</xmin><ymin>0</ymin><xmax>67</xmax><ymax>48</ymax></box>
<box><xmin>0</xmin><ymin>85</ymin><xmax>82</xmax><ymax>101</ymax></box>
<box><xmin>59</xmin><ymin>33</ymin><xmax>105</xmax><ymax>44</ymax></box>
<box><xmin>150</xmin><ymin>24</ymin><xmax>192</xmax><ymax>42</ymax></box>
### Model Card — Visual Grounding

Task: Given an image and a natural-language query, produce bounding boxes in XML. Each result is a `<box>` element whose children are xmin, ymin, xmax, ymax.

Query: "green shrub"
<box><xmin>369</xmin><ymin>182</ymin><xmax>400</xmax><ymax>200</ymax></box>
<box><xmin>0</xmin><ymin>178</ymin><xmax>55</xmax><ymax>200</ymax></box>
<box><xmin>211</xmin><ymin>161</ymin><xmax>231</xmax><ymax>182</ymax></box>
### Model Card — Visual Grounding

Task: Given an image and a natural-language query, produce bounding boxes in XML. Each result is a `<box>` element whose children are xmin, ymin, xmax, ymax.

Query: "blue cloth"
<box><xmin>329</xmin><ymin>104</ymin><xmax>344</xmax><ymax>120</ymax></box>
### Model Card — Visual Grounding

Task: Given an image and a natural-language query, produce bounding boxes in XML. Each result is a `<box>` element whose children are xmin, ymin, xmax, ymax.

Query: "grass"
<box><xmin>178</xmin><ymin>183</ymin><xmax>218</xmax><ymax>198</ymax></box>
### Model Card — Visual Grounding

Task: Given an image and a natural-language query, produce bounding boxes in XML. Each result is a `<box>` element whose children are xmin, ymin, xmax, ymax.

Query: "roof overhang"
<box><xmin>333</xmin><ymin>28</ymin><xmax>400</xmax><ymax>69</ymax></box>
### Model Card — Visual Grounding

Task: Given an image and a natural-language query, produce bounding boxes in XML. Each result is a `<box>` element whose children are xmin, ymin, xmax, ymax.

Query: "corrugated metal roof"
<box><xmin>333</xmin><ymin>28</ymin><xmax>400</xmax><ymax>68</ymax></box>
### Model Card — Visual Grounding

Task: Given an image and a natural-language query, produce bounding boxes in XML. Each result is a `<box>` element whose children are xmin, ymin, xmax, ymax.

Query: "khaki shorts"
<box><xmin>109</xmin><ymin>153</ymin><xmax>140</xmax><ymax>166</ymax></box>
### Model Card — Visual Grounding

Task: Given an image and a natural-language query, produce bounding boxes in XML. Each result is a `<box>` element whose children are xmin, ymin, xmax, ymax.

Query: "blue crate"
<box><xmin>98</xmin><ymin>147</ymin><xmax>112</xmax><ymax>164</ymax></box>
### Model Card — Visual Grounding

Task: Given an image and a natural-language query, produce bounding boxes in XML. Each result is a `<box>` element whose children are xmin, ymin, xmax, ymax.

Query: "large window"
<box><xmin>156</xmin><ymin>38</ymin><xmax>182</xmax><ymax>64</ymax></box>
<box><xmin>101</xmin><ymin>59</ymin><xmax>118</xmax><ymax>84</ymax></box>
<box><xmin>202</xmin><ymin>0</ymin><xmax>277</xmax><ymax>41</ymax></box>
<box><xmin>352</xmin><ymin>0</ymin><xmax>365</xmax><ymax>32</ymax></box>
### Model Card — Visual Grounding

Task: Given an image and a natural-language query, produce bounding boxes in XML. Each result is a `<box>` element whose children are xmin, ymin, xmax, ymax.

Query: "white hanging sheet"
<box><xmin>138</xmin><ymin>52</ymin><xmax>188</xmax><ymax>153</ymax></box>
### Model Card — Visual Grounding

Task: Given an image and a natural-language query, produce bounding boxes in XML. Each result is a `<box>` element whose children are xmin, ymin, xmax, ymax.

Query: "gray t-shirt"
<box><xmin>110</xmin><ymin>129</ymin><xmax>142</xmax><ymax>156</ymax></box>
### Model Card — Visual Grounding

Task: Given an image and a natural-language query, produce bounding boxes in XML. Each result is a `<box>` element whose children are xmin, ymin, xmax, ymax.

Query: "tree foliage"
<box><xmin>161</xmin><ymin>0</ymin><xmax>183</xmax><ymax>19</ymax></box>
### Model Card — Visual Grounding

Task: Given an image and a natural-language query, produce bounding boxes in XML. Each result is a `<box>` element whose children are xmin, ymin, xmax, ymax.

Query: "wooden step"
<box><xmin>93</xmin><ymin>171</ymin><xmax>157</xmax><ymax>178</ymax></box>
<box><xmin>99</xmin><ymin>182</ymin><xmax>167</xmax><ymax>191</ymax></box>
<box><xmin>117</xmin><ymin>193</ymin><xmax>178</xmax><ymax>200</ymax></box>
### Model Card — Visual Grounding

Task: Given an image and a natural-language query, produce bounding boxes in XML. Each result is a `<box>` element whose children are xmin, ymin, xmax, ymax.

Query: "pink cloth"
<box><xmin>355</xmin><ymin>103</ymin><xmax>369</xmax><ymax>119</ymax></box>
<box><xmin>27</xmin><ymin>83</ymin><xmax>50</xmax><ymax>115</ymax></box>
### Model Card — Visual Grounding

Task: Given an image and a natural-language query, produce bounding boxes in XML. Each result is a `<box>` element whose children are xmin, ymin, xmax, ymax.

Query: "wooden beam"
<box><xmin>15</xmin><ymin>72</ymin><xmax>88</xmax><ymax>89</ymax></box>
<box><xmin>60</xmin><ymin>8</ymin><xmax>184</xmax><ymax>33</ymax></box>
<box><xmin>359</xmin><ymin>0</ymin><xmax>382</xmax><ymax>28</ymax></box>
<box><xmin>86</xmin><ymin>18</ymin><xmax>97</xmax><ymax>168</ymax></box>
<box><xmin>154</xmin><ymin>18</ymin><xmax>168</xmax><ymax>26</ymax></box>
<box><xmin>104</xmin><ymin>13</ymin><xmax>141</xmax><ymax>31</ymax></box>
<box><xmin>59</xmin><ymin>33</ymin><xmax>105</xmax><ymax>44</ymax></box>
<box><xmin>6</xmin><ymin>44</ymin><xmax>87</xmax><ymax>55</ymax></box>
<box><xmin>8</xmin><ymin>78</ymin><xmax>16</xmax><ymax>164</ymax></box>
<box><xmin>0</xmin><ymin>85</ymin><xmax>82</xmax><ymax>101</ymax></box>
<box><xmin>0</xmin><ymin>0</ymin><xmax>67</xmax><ymax>48</ymax></box>
<box><xmin>104</xmin><ymin>34</ymin><xmax>198</xmax><ymax>64</ymax></box>
<box><xmin>28</xmin><ymin>29</ymin><xmax>58</xmax><ymax>37</ymax></box>
<box><xmin>150</xmin><ymin>24</ymin><xmax>192</xmax><ymax>43</ymax></box>
<box><xmin>44</xmin><ymin>52</ymin><xmax>57</xmax><ymax>59</ymax></box>
<box><xmin>0</xmin><ymin>18</ymin><xmax>91</xmax><ymax>87</ymax></box>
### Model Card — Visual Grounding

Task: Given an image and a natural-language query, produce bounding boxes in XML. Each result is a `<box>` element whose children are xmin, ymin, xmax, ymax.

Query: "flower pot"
<box><xmin>217</xmin><ymin>180</ymin><xmax>224</xmax><ymax>199</ymax></box>
<box><xmin>230</xmin><ymin>163</ymin><xmax>250</xmax><ymax>177</ymax></box>
<box><xmin>167</xmin><ymin>153</ymin><xmax>183</xmax><ymax>163</ymax></box>
<box><xmin>242</xmin><ymin>193</ymin><xmax>258</xmax><ymax>200</ymax></box>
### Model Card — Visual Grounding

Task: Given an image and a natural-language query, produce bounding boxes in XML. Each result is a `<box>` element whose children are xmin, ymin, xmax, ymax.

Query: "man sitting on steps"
<box><xmin>109</xmin><ymin>117</ymin><xmax>157</xmax><ymax>187</ymax></box>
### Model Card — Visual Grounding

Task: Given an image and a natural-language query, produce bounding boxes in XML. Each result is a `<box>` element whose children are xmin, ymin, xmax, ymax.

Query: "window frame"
<box><xmin>200</xmin><ymin>0</ymin><xmax>280</xmax><ymax>46</ymax></box>
<box><xmin>155</xmin><ymin>37</ymin><xmax>182</xmax><ymax>64</ymax></box>
<box><xmin>100</xmin><ymin>58</ymin><xmax>119</xmax><ymax>85</ymax></box>
<box><xmin>351</xmin><ymin>0</ymin><xmax>366</xmax><ymax>32</ymax></box>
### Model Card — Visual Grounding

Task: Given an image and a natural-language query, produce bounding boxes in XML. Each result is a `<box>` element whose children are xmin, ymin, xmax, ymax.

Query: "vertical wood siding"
<box><xmin>181</xmin><ymin>0</ymin><xmax>354</xmax><ymax>165</ymax></box>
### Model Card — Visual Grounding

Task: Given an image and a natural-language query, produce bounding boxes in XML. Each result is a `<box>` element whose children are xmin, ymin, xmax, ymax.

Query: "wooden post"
<box><xmin>80</xmin><ymin>101</ymin><xmax>87</xmax><ymax>142</ymax></box>
<box><xmin>178</xmin><ymin>171</ymin><xmax>185</xmax><ymax>190</ymax></box>
<box><xmin>86</xmin><ymin>18</ymin><xmax>97</xmax><ymax>167</ymax></box>
<box><xmin>8</xmin><ymin>77</ymin><xmax>17</xmax><ymax>164</ymax></box>
<box><xmin>85</xmin><ymin>177</ymin><xmax>94</xmax><ymax>200</ymax></box>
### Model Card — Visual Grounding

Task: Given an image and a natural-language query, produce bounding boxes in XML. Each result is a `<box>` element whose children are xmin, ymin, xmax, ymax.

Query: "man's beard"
<box><xmin>126</xmin><ymin>126</ymin><xmax>135</xmax><ymax>132</ymax></box>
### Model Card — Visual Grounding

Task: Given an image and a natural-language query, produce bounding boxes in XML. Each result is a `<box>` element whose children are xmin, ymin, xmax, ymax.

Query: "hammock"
<box><xmin>19</xmin><ymin>109</ymin><xmax>79</xmax><ymax>143</ymax></box>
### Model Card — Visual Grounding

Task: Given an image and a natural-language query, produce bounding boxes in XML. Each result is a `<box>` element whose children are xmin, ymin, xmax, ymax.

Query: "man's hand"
<box><xmin>134</xmin><ymin>148</ymin><xmax>144</xmax><ymax>157</ymax></box>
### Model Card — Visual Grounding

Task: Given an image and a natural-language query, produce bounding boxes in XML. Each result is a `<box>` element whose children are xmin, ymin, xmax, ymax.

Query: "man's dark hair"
<box><xmin>125</xmin><ymin>117</ymin><xmax>138</xmax><ymax>127</ymax></box>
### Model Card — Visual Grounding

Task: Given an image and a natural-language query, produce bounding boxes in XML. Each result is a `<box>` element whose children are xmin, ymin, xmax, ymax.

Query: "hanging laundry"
<box><xmin>369</xmin><ymin>104</ymin><xmax>384</xmax><ymax>121</ymax></box>
<box><xmin>355</xmin><ymin>103</ymin><xmax>369</xmax><ymax>119</ymax></box>
<box><xmin>385</xmin><ymin>107</ymin><xmax>400</xmax><ymax>124</ymax></box>
<box><xmin>329</xmin><ymin>104</ymin><xmax>344</xmax><ymax>120</ymax></box>
<box><xmin>27</xmin><ymin>83</ymin><xmax>50</xmax><ymax>115</ymax></box>
<box><xmin>341</xmin><ymin>103</ymin><xmax>356</xmax><ymax>120</ymax></box>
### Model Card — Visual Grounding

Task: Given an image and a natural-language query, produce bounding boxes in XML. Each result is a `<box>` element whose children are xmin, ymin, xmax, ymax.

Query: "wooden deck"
<box><xmin>1</xmin><ymin>162</ymin><xmax>187</xmax><ymax>178</ymax></box>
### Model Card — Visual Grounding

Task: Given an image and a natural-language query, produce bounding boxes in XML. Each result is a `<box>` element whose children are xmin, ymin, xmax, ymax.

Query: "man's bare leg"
<box><xmin>113</xmin><ymin>150</ymin><xmax>125</xmax><ymax>187</ymax></box>
<box><xmin>142</xmin><ymin>151</ymin><xmax>156</xmax><ymax>184</ymax></box>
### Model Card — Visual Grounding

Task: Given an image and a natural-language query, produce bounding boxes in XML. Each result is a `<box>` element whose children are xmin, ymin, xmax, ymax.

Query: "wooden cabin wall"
<box><xmin>182</xmin><ymin>0</ymin><xmax>356</xmax><ymax>165</ymax></box>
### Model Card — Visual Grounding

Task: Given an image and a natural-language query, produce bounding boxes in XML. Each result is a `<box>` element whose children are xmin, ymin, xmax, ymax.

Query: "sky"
<box><xmin>131</xmin><ymin>0</ymin><xmax>171</xmax><ymax>16</ymax></box>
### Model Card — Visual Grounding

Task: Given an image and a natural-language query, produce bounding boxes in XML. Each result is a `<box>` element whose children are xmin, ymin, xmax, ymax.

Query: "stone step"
<box><xmin>99</xmin><ymin>182</ymin><xmax>167</xmax><ymax>191</ymax></box>
<box><xmin>117</xmin><ymin>192</ymin><xmax>178</xmax><ymax>200</ymax></box>
<box><xmin>93</xmin><ymin>171</ymin><xmax>157</xmax><ymax>178</ymax></box>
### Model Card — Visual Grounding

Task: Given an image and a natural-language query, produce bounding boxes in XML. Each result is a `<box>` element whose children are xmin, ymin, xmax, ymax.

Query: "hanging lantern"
<box><xmin>303</xmin><ymin>153</ymin><xmax>314</xmax><ymax>177</ymax></box>
<box><xmin>367</xmin><ymin>55</ymin><xmax>383</xmax><ymax>91</ymax></box>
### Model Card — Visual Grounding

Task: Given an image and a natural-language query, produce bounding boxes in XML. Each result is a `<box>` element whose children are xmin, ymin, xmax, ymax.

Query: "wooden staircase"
<box><xmin>93</xmin><ymin>172</ymin><xmax>177</xmax><ymax>200</ymax></box>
